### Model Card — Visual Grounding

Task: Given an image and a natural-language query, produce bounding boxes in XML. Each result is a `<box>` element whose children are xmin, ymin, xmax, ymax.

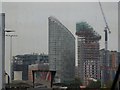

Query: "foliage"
<box><xmin>86</xmin><ymin>80</ymin><xmax>101</xmax><ymax>88</ymax></box>
<box><xmin>105</xmin><ymin>80</ymin><xmax>113</xmax><ymax>88</ymax></box>
<box><xmin>62</xmin><ymin>77</ymin><xmax>82</xmax><ymax>89</ymax></box>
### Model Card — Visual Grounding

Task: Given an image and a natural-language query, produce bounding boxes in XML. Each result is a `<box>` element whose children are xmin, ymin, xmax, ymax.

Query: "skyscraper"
<box><xmin>76</xmin><ymin>22</ymin><xmax>101</xmax><ymax>85</ymax></box>
<box><xmin>48</xmin><ymin>16</ymin><xmax>75</xmax><ymax>83</ymax></box>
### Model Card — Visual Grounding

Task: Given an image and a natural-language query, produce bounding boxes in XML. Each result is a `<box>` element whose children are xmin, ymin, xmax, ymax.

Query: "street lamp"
<box><xmin>6</xmin><ymin>34</ymin><xmax>17</xmax><ymax>82</ymax></box>
<box><xmin>0</xmin><ymin>13</ymin><xmax>5</xmax><ymax>90</ymax></box>
<box><xmin>0</xmin><ymin>13</ymin><xmax>15</xmax><ymax>89</ymax></box>
<box><xmin>5</xmin><ymin>29</ymin><xmax>15</xmax><ymax>33</ymax></box>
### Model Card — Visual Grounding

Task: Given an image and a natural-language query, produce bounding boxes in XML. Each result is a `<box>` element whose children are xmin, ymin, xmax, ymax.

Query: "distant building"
<box><xmin>76</xmin><ymin>22</ymin><xmax>101</xmax><ymax>85</ymax></box>
<box><xmin>48</xmin><ymin>16</ymin><xmax>75</xmax><ymax>83</ymax></box>
<box><xmin>28</xmin><ymin>63</ymin><xmax>49</xmax><ymax>81</ymax></box>
<box><xmin>100</xmin><ymin>49</ymin><xmax>119</xmax><ymax>82</ymax></box>
<box><xmin>12</xmin><ymin>53</ymin><xmax>48</xmax><ymax>80</ymax></box>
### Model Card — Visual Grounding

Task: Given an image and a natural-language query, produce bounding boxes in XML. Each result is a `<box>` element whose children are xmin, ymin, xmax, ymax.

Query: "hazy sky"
<box><xmin>2</xmin><ymin>2</ymin><xmax>118</xmax><ymax>74</ymax></box>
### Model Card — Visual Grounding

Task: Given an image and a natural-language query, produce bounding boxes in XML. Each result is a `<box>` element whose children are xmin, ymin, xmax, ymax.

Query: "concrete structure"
<box><xmin>100</xmin><ymin>49</ymin><xmax>119</xmax><ymax>82</ymax></box>
<box><xmin>76</xmin><ymin>22</ymin><xmax>101</xmax><ymax>85</ymax></box>
<box><xmin>12</xmin><ymin>54</ymin><xmax>48</xmax><ymax>80</ymax></box>
<box><xmin>28</xmin><ymin>63</ymin><xmax>49</xmax><ymax>81</ymax></box>
<box><xmin>0</xmin><ymin>13</ymin><xmax>5</xmax><ymax>90</ymax></box>
<box><xmin>28</xmin><ymin>63</ymin><xmax>50</xmax><ymax>88</ymax></box>
<box><xmin>100</xmin><ymin>49</ymin><xmax>110</xmax><ymax>85</ymax></box>
<box><xmin>14</xmin><ymin>71</ymin><xmax>22</xmax><ymax>80</ymax></box>
<box><xmin>48</xmin><ymin>16</ymin><xmax>75</xmax><ymax>83</ymax></box>
<box><xmin>109</xmin><ymin>51</ymin><xmax>119</xmax><ymax>81</ymax></box>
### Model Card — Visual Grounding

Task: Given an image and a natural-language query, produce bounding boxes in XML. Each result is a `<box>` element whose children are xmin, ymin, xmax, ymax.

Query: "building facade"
<box><xmin>48</xmin><ymin>16</ymin><xmax>75</xmax><ymax>83</ymax></box>
<box><xmin>12</xmin><ymin>53</ymin><xmax>48</xmax><ymax>80</ymax></box>
<box><xmin>100</xmin><ymin>49</ymin><xmax>119</xmax><ymax>83</ymax></box>
<box><xmin>28</xmin><ymin>63</ymin><xmax>49</xmax><ymax>81</ymax></box>
<box><xmin>76</xmin><ymin>22</ymin><xmax>101</xmax><ymax>85</ymax></box>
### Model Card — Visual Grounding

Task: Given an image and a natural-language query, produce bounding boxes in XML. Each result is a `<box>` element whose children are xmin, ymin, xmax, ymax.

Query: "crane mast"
<box><xmin>99</xmin><ymin>1</ymin><xmax>111</xmax><ymax>87</ymax></box>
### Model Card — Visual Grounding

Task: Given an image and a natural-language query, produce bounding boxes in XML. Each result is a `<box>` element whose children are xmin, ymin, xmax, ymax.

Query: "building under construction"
<box><xmin>76</xmin><ymin>22</ymin><xmax>101</xmax><ymax>85</ymax></box>
<box><xmin>100</xmin><ymin>49</ymin><xmax>119</xmax><ymax>83</ymax></box>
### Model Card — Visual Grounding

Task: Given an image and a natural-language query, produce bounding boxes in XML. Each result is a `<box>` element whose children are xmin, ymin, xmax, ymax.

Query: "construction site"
<box><xmin>76</xmin><ymin>22</ymin><xmax>101</xmax><ymax>85</ymax></box>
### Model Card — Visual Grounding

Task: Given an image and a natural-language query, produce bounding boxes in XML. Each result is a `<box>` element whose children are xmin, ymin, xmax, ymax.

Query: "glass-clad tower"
<box><xmin>48</xmin><ymin>16</ymin><xmax>75</xmax><ymax>83</ymax></box>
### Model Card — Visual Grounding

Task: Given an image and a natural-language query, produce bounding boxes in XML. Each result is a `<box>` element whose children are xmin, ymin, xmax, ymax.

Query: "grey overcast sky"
<box><xmin>2</xmin><ymin>2</ymin><xmax>118</xmax><ymax>74</ymax></box>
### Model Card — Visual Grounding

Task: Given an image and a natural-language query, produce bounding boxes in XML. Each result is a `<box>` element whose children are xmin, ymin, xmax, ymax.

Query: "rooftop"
<box><xmin>76</xmin><ymin>22</ymin><xmax>101</xmax><ymax>40</ymax></box>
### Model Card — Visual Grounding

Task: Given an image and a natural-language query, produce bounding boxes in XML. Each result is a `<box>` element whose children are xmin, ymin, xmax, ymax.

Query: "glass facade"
<box><xmin>48</xmin><ymin>16</ymin><xmax>75</xmax><ymax>83</ymax></box>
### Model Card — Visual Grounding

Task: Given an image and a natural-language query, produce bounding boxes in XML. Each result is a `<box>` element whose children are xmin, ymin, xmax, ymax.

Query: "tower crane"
<box><xmin>99</xmin><ymin>2</ymin><xmax>120</xmax><ymax>89</ymax></box>
<box><xmin>99</xmin><ymin>1</ymin><xmax>111</xmax><ymax>51</ymax></box>
<box><xmin>98</xmin><ymin>1</ymin><xmax>111</xmax><ymax>87</ymax></box>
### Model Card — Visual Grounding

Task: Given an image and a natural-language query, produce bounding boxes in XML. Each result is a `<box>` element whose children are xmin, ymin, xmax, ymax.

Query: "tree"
<box><xmin>72</xmin><ymin>77</ymin><xmax>83</xmax><ymax>86</ymax></box>
<box><xmin>62</xmin><ymin>78</ymin><xmax>82</xmax><ymax>90</ymax></box>
<box><xmin>105</xmin><ymin>80</ymin><xmax>113</xmax><ymax>88</ymax></box>
<box><xmin>87</xmin><ymin>80</ymin><xmax>101</xmax><ymax>88</ymax></box>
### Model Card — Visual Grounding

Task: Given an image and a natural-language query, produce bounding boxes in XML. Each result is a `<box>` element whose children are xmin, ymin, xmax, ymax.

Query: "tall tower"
<box><xmin>76</xmin><ymin>22</ymin><xmax>101</xmax><ymax>85</ymax></box>
<box><xmin>48</xmin><ymin>16</ymin><xmax>75</xmax><ymax>83</ymax></box>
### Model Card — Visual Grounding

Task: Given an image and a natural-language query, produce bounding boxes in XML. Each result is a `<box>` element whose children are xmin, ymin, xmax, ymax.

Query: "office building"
<box><xmin>48</xmin><ymin>16</ymin><xmax>75</xmax><ymax>83</ymax></box>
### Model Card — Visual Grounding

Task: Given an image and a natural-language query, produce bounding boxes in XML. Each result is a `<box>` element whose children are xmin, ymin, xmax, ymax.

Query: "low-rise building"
<box><xmin>28</xmin><ymin>63</ymin><xmax>49</xmax><ymax>81</ymax></box>
<box><xmin>12</xmin><ymin>53</ymin><xmax>48</xmax><ymax>80</ymax></box>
